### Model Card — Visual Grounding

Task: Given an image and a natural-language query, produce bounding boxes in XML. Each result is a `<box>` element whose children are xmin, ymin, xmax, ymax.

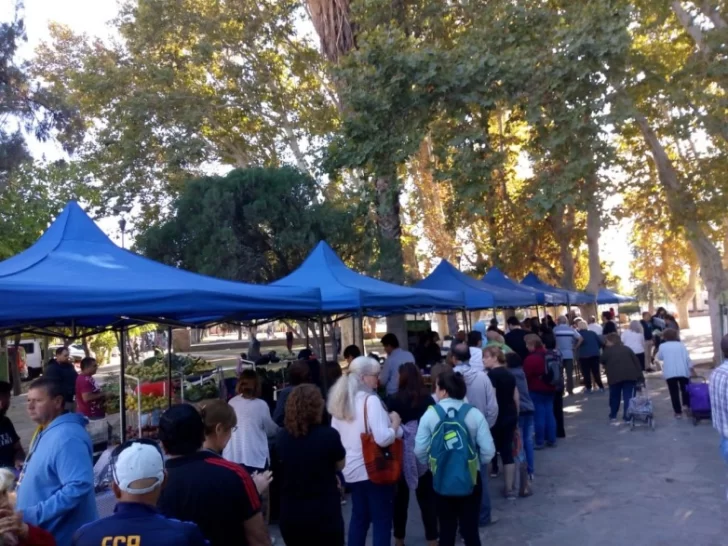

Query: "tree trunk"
<box><xmin>676</xmin><ymin>297</ymin><xmax>691</xmax><ymax>330</ymax></box>
<box><xmin>671</xmin><ymin>1</ymin><xmax>709</xmax><ymax>52</ymax></box>
<box><xmin>584</xmin><ymin>186</ymin><xmax>604</xmax><ymax>294</ymax></box>
<box><xmin>634</xmin><ymin>110</ymin><xmax>728</xmax><ymax>361</ymax></box>
<box><xmin>82</xmin><ymin>337</ymin><xmax>91</xmax><ymax>358</ymax></box>
<box><xmin>584</xmin><ymin>183</ymin><xmax>603</xmax><ymax>318</ymax></box>
<box><xmin>374</xmin><ymin>172</ymin><xmax>409</xmax><ymax>349</ymax></box>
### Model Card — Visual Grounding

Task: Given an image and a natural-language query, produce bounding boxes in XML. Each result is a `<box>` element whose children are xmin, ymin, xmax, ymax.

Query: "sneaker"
<box><xmin>534</xmin><ymin>444</ymin><xmax>545</xmax><ymax>451</ymax></box>
<box><xmin>546</xmin><ymin>442</ymin><xmax>556</xmax><ymax>448</ymax></box>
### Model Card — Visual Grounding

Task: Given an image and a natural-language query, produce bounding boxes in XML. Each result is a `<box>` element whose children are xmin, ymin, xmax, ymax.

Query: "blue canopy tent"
<box><xmin>521</xmin><ymin>272</ymin><xmax>596</xmax><ymax>306</ymax></box>
<box><xmin>0</xmin><ymin>202</ymin><xmax>323</xmax><ymax>329</ymax></box>
<box><xmin>415</xmin><ymin>260</ymin><xmax>539</xmax><ymax>309</ymax></box>
<box><xmin>596</xmin><ymin>288</ymin><xmax>635</xmax><ymax>304</ymax></box>
<box><xmin>483</xmin><ymin>267</ymin><xmax>556</xmax><ymax>305</ymax></box>
<box><xmin>0</xmin><ymin>201</ymin><xmax>325</xmax><ymax>438</ymax></box>
<box><xmin>271</xmin><ymin>241</ymin><xmax>464</xmax><ymax>314</ymax></box>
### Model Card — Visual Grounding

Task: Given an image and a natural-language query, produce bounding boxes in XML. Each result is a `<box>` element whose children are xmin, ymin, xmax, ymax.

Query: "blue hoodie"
<box><xmin>17</xmin><ymin>412</ymin><xmax>98</xmax><ymax>546</ymax></box>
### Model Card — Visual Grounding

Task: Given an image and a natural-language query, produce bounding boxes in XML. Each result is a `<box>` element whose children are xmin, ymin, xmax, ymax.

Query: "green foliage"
<box><xmin>31</xmin><ymin>0</ymin><xmax>337</xmax><ymax>219</ymax></box>
<box><xmin>135</xmin><ymin>167</ymin><xmax>365</xmax><ymax>282</ymax></box>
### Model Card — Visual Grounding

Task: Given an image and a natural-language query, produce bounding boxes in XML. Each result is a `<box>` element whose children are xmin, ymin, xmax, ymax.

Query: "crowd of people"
<box><xmin>0</xmin><ymin>305</ymin><xmax>708</xmax><ymax>546</ymax></box>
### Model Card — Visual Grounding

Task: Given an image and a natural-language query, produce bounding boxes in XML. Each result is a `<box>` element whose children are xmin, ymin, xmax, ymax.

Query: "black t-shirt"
<box><xmin>0</xmin><ymin>417</ymin><xmax>19</xmax><ymax>468</ymax></box>
<box><xmin>385</xmin><ymin>392</ymin><xmax>434</xmax><ymax>424</ymax></box>
<box><xmin>158</xmin><ymin>451</ymin><xmax>260</xmax><ymax>546</ymax></box>
<box><xmin>603</xmin><ymin>320</ymin><xmax>617</xmax><ymax>335</ymax></box>
<box><xmin>505</xmin><ymin>329</ymin><xmax>530</xmax><ymax>360</ymax></box>
<box><xmin>488</xmin><ymin>367</ymin><xmax>518</xmax><ymax>425</ymax></box>
<box><xmin>276</xmin><ymin>425</ymin><xmax>345</xmax><ymax>530</ymax></box>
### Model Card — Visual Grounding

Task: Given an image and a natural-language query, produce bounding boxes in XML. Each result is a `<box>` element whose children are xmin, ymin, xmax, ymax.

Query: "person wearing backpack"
<box><xmin>542</xmin><ymin>331</ymin><xmax>567</xmax><ymax>438</ymax></box>
<box><xmin>523</xmin><ymin>335</ymin><xmax>557</xmax><ymax>449</ymax></box>
<box><xmin>414</xmin><ymin>370</ymin><xmax>495</xmax><ymax>546</ymax></box>
<box><xmin>449</xmin><ymin>344</ymin><xmax>498</xmax><ymax>527</ymax></box>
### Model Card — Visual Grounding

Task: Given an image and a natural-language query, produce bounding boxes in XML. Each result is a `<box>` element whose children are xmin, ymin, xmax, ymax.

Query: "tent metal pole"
<box><xmin>318</xmin><ymin>316</ymin><xmax>328</xmax><ymax>395</ymax></box>
<box><xmin>358</xmin><ymin>311</ymin><xmax>366</xmax><ymax>355</ymax></box>
<box><xmin>305</xmin><ymin>320</ymin><xmax>310</xmax><ymax>348</ymax></box>
<box><xmin>167</xmin><ymin>326</ymin><xmax>173</xmax><ymax>409</ymax></box>
<box><xmin>119</xmin><ymin>328</ymin><xmax>128</xmax><ymax>442</ymax></box>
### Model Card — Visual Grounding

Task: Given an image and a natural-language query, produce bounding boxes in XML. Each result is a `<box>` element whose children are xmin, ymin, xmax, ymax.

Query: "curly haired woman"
<box><xmin>277</xmin><ymin>384</ymin><xmax>346</xmax><ymax>546</ymax></box>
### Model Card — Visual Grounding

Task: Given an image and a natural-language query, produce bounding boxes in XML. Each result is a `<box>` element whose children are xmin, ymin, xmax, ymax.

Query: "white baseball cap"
<box><xmin>113</xmin><ymin>442</ymin><xmax>165</xmax><ymax>495</ymax></box>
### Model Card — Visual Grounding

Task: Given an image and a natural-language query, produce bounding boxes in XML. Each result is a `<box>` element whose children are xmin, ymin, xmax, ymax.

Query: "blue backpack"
<box><xmin>429</xmin><ymin>403</ymin><xmax>479</xmax><ymax>496</ymax></box>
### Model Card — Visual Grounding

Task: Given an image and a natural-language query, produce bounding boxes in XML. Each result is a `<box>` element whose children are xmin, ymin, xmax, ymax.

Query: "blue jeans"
<box><xmin>519</xmin><ymin>413</ymin><xmax>535</xmax><ymax>474</ymax></box>
<box><xmin>720</xmin><ymin>436</ymin><xmax>728</xmax><ymax>464</ymax></box>
<box><xmin>609</xmin><ymin>380</ymin><xmax>636</xmax><ymax>420</ymax></box>
<box><xmin>531</xmin><ymin>392</ymin><xmax>556</xmax><ymax>447</ymax></box>
<box><xmin>348</xmin><ymin>480</ymin><xmax>395</xmax><ymax>546</ymax></box>
<box><xmin>478</xmin><ymin>464</ymin><xmax>491</xmax><ymax>525</ymax></box>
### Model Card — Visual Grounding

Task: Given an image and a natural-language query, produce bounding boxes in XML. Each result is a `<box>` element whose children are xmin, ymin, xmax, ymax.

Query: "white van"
<box><xmin>17</xmin><ymin>339</ymin><xmax>43</xmax><ymax>379</ymax></box>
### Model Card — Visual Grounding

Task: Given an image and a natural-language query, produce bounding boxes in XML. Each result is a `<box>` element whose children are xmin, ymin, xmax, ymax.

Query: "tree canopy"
<box><xmin>135</xmin><ymin>166</ymin><xmax>366</xmax><ymax>283</ymax></box>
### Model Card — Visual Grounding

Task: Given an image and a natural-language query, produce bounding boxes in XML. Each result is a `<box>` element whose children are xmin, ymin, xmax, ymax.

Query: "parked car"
<box><xmin>17</xmin><ymin>339</ymin><xmax>43</xmax><ymax>379</ymax></box>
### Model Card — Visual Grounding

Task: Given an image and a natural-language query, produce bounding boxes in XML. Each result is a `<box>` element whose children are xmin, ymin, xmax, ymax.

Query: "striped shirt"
<box><xmin>709</xmin><ymin>362</ymin><xmax>728</xmax><ymax>439</ymax></box>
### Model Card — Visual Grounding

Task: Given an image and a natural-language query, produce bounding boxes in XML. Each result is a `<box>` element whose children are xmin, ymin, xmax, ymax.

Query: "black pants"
<box><xmin>636</xmin><ymin>352</ymin><xmax>645</xmax><ymax>371</ymax></box>
<box><xmin>554</xmin><ymin>390</ymin><xmax>565</xmax><ymax>438</ymax></box>
<box><xmin>491</xmin><ymin>419</ymin><xmax>517</xmax><ymax>465</ymax></box>
<box><xmin>281</xmin><ymin>524</ymin><xmax>344</xmax><ymax>546</ymax></box>
<box><xmin>393</xmin><ymin>472</ymin><xmax>438</xmax><ymax>541</ymax></box>
<box><xmin>436</xmin><ymin>474</ymin><xmax>482</xmax><ymax>546</ymax></box>
<box><xmin>579</xmin><ymin>356</ymin><xmax>603</xmax><ymax>391</ymax></box>
<box><xmin>564</xmin><ymin>358</ymin><xmax>575</xmax><ymax>394</ymax></box>
<box><xmin>666</xmin><ymin>377</ymin><xmax>690</xmax><ymax>414</ymax></box>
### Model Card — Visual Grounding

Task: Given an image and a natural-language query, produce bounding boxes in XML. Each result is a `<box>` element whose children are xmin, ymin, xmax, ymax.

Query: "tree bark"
<box><xmin>634</xmin><ymin>111</ymin><xmax>727</xmax><ymax>359</ymax></box>
<box><xmin>584</xmin><ymin>180</ymin><xmax>604</xmax><ymax>294</ymax></box>
<box><xmin>374</xmin><ymin>172</ymin><xmax>409</xmax><ymax>348</ymax></box>
<box><xmin>549</xmin><ymin>207</ymin><xmax>576</xmax><ymax>290</ymax></box>
<box><xmin>676</xmin><ymin>296</ymin><xmax>691</xmax><ymax>330</ymax></box>
<box><xmin>82</xmin><ymin>337</ymin><xmax>91</xmax><ymax>358</ymax></box>
<box><xmin>671</xmin><ymin>1</ymin><xmax>709</xmax><ymax>53</ymax></box>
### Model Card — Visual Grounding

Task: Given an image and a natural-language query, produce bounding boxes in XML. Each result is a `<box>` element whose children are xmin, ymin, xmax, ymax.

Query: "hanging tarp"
<box><xmin>483</xmin><ymin>267</ymin><xmax>556</xmax><ymax>305</ymax></box>
<box><xmin>415</xmin><ymin>260</ymin><xmax>538</xmax><ymax>309</ymax></box>
<box><xmin>271</xmin><ymin>241</ymin><xmax>464</xmax><ymax>314</ymax></box>
<box><xmin>520</xmin><ymin>272</ymin><xmax>595</xmax><ymax>306</ymax></box>
<box><xmin>596</xmin><ymin>288</ymin><xmax>635</xmax><ymax>304</ymax></box>
<box><xmin>0</xmin><ymin>202</ymin><xmax>322</xmax><ymax>328</ymax></box>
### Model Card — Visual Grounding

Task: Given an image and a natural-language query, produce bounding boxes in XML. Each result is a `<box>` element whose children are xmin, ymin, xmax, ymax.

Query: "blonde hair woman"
<box><xmin>328</xmin><ymin>356</ymin><xmax>402</xmax><ymax>546</ymax></box>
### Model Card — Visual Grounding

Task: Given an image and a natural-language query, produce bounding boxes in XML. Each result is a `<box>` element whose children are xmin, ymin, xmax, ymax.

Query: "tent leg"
<box><xmin>358</xmin><ymin>311</ymin><xmax>366</xmax><ymax>356</ymax></box>
<box><xmin>461</xmin><ymin>310</ymin><xmax>468</xmax><ymax>332</ymax></box>
<box><xmin>119</xmin><ymin>328</ymin><xmax>128</xmax><ymax>442</ymax></box>
<box><xmin>318</xmin><ymin>317</ymin><xmax>328</xmax><ymax>395</ymax></box>
<box><xmin>305</xmin><ymin>320</ymin><xmax>310</xmax><ymax>349</ymax></box>
<box><xmin>167</xmin><ymin>326</ymin><xmax>173</xmax><ymax>409</ymax></box>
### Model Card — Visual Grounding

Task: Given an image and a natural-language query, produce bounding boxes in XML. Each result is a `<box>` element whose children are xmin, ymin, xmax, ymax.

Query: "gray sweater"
<box><xmin>453</xmin><ymin>362</ymin><xmax>499</xmax><ymax>427</ymax></box>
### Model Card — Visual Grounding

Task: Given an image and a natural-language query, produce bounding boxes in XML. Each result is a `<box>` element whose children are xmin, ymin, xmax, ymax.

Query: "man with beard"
<box><xmin>0</xmin><ymin>380</ymin><xmax>25</xmax><ymax>470</ymax></box>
